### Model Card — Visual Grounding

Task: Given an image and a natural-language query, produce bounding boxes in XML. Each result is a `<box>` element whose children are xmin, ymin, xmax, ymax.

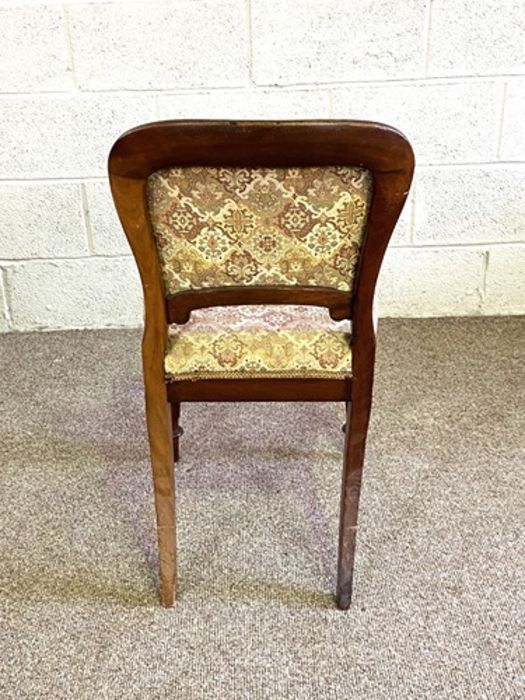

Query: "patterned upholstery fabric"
<box><xmin>165</xmin><ymin>305</ymin><xmax>352</xmax><ymax>381</ymax></box>
<box><xmin>147</xmin><ymin>166</ymin><xmax>372</xmax><ymax>296</ymax></box>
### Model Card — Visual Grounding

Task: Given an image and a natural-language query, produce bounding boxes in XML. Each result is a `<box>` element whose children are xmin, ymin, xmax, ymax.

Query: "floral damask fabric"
<box><xmin>147</xmin><ymin>166</ymin><xmax>372</xmax><ymax>295</ymax></box>
<box><xmin>164</xmin><ymin>305</ymin><xmax>352</xmax><ymax>381</ymax></box>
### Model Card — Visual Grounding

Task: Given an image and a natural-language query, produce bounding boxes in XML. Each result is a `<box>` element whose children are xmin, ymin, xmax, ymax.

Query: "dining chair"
<box><xmin>108</xmin><ymin>120</ymin><xmax>414</xmax><ymax>608</ymax></box>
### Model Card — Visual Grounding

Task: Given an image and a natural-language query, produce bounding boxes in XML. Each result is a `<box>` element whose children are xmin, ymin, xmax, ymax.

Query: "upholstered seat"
<box><xmin>165</xmin><ymin>305</ymin><xmax>352</xmax><ymax>381</ymax></box>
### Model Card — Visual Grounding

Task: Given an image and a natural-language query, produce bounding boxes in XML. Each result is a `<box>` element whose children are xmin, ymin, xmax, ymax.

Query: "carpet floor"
<box><xmin>0</xmin><ymin>317</ymin><xmax>524</xmax><ymax>699</ymax></box>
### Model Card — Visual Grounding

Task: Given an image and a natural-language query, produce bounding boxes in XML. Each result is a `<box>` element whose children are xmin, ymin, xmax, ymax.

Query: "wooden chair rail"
<box><xmin>166</xmin><ymin>286</ymin><xmax>352</xmax><ymax>324</ymax></box>
<box><xmin>167</xmin><ymin>377</ymin><xmax>351</xmax><ymax>403</ymax></box>
<box><xmin>109</xmin><ymin>119</ymin><xmax>413</xmax><ymax>178</ymax></box>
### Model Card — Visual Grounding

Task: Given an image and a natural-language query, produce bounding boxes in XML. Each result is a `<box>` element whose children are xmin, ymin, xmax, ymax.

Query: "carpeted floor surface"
<box><xmin>0</xmin><ymin>317</ymin><xmax>524</xmax><ymax>699</ymax></box>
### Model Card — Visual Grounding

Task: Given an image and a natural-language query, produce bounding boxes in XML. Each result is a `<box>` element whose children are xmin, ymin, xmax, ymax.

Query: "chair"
<box><xmin>108</xmin><ymin>120</ymin><xmax>414</xmax><ymax>608</ymax></box>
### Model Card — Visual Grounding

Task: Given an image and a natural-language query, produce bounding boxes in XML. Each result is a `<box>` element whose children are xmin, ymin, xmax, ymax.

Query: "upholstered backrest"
<box><xmin>146</xmin><ymin>166</ymin><xmax>372</xmax><ymax>297</ymax></box>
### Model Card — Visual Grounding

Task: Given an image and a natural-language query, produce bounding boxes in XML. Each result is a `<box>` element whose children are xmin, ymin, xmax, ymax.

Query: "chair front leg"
<box><xmin>342</xmin><ymin>399</ymin><xmax>349</xmax><ymax>432</ymax></box>
<box><xmin>336</xmin><ymin>376</ymin><xmax>373</xmax><ymax>610</ymax></box>
<box><xmin>170</xmin><ymin>401</ymin><xmax>183</xmax><ymax>463</ymax></box>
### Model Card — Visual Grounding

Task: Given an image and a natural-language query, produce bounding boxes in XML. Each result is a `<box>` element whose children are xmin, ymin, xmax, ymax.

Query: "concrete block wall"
<box><xmin>0</xmin><ymin>0</ymin><xmax>523</xmax><ymax>332</ymax></box>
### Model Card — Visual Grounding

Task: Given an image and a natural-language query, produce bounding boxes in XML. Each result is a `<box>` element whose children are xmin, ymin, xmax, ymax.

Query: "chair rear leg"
<box><xmin>170</xmin><ymin>401</ymin><xmax>183</xmax><ymax>463</ymax></box>
<box><xmin>336</xmin><ymin>379</ymin><xmax>373</xmax><ymax>610</ymax></box>
<box><xmin>145</xmin><ymin>390</ymin><xmax>177</xmax><ymax>607</ymax></box>
<box><xmin>342</xmin><ymin>399</ymin><xmax>349</xmax><ymax>432</ymax></box>
<box><xmin>156</xmin><ymin>519</ymin><xmax>176</xmax><ymax>607</ymax></box>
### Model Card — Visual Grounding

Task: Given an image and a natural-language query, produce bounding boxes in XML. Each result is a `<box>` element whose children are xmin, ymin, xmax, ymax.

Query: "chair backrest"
<box><xmin>147</xmin><ymin>164</ymin><xmax>372</xmax><ymax>297</ymax></box>
<box><xmin>108</xmin><ymin>121</ymin><xmax>413</xmax><ymax>330</ymax></box>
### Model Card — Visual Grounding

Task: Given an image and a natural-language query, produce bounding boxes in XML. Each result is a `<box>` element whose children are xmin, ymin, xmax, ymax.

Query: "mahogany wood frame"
<box><xmin>108</xmin><ymin>120</ymin><xmax>414</xmax><ymax>609</ymax></box>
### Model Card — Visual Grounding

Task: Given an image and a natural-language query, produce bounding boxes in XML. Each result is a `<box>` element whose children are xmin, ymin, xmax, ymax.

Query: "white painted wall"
<box><xmin>0</xmin><ymin>0</ymin><xmax>524</xmax><ymax>332</ymax></box>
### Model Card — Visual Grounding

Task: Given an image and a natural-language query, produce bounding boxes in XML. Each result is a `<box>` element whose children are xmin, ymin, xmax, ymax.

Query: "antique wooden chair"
<box><xmin>108</xmin><ymin>120</ymin><xmax>414</xmax><ymax>608</ymax></box>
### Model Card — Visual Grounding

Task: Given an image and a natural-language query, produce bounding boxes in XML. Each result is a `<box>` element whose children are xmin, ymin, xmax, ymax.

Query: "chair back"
<box><xmin>147</xmin><ymin>165</ymin><xmax>372</xmax><ymax>297</ymax></box>
<box><xmin>109</xmin><ymin>121</ymin><xmax>414</xmax><ymax>326</ymax></box>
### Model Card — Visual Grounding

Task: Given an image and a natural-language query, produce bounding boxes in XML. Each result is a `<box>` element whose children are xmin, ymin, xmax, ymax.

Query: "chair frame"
<box><xmin>108</xmin><ymin>120</ymin><xmax>414</xmax><ymax>609</ymax></box>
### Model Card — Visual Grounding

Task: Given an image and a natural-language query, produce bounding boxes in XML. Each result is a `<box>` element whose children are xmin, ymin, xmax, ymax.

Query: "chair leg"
<box><xmin>342</xmin><ymin>400</ymin><xmax>349</xmax><ymax>432</ymax></box>
<box><xmin>144</xmin><ymin>389</ymin><xmax>176</xmax><ymax>607</ymax></box>
<box><xmin>156</xmin><ymin>522</ymin><xmax>176</xmax><ymax>607</ymax></box>
<box><xmin>170</xmin><ymin>401</ymin><xmax>183</xmax><ymax>463</ymax></box>
<box><xmin>336</xmin><ymin>379</ymin><xmax>373</xmax><ymax>610</ymax></box>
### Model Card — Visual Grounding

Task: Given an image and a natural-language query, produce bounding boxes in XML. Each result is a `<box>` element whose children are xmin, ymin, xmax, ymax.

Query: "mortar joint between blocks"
<box><xmin>408</xmin><ymin>179</ymin><xmax>417</xmax><ymax>246</ymax></box>
<box><xmin>495</xmin><ymin>82</ymin><xmax>508</xmax><ymax>160</ymax></box>
<box><xmin>246</xmin><ymin>0</ymin><xmax>255</xmax><ymax>86</ymax></box>
<box><xmin>61</xmin><ymin>3</ymin><xmax>79</xmax><ymax>92</ymax></box>
<box><xmin>80</xmin><ymin>184</ymin><xmax>96</xmax><ymax>255</ymax></box>
<box><xmin>423</xmin><ymin>0</ymin><xmax>434</xmax><ymax>77</ymax></box>
<box><xmin>481</xmin><ymin>250</ymin><xmax>490</xmax><ymax>302</ymax></box>
<box><xmin>0</xmin><ymin>267</ymin><xmax>14</xmax><ymax>330</ymax></box>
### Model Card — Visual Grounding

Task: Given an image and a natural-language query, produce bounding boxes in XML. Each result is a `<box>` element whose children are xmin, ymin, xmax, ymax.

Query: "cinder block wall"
<box><xmin>1</xmin><ymin>0</ymin><xmax>523</xmax><ymax>332</ymax></box>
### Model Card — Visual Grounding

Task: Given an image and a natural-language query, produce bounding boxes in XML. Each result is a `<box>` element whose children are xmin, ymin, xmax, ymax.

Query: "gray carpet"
<box><xmin>0</xmin><ymin>317</ymin><xmax>524</xmax><ymax>699</ymax></box>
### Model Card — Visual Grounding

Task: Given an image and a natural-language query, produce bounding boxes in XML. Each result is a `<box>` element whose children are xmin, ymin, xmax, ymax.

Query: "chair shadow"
<box><xmin>2</xmin><ymin>378</ymin><xmax>341</xmax><ymax>609</ymax></box>
<box><xmin>178</xmin><ymin>576</ymin><xmax>335</xmax><ymax>608</ymax></box>
<box><xmin>1</xmin><ymin>566</ymin><xmax>157</xmax><ymax>608</ymax></box>
<box><xmin>99</xmin><ymin>382</ymin><xmax>341</xmax><ymax>608</ymax></box>
<box><xmin>1</xmin><ymin>567</ymin><xmax>335</xmax><ymax>610</ymax></box>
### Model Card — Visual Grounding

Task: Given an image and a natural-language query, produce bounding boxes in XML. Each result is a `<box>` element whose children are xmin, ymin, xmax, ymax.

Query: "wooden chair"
<box><xmin>108</xmin><ymin>120</ymin><xmax>414</xmax><ymax>608</ymax></box>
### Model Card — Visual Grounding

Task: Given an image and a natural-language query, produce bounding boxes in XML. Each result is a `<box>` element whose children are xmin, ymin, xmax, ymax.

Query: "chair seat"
<box><xmin>165</xmin><ymin>305</ymin><xmax>352</xmax><ymax>381</ymax></box>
